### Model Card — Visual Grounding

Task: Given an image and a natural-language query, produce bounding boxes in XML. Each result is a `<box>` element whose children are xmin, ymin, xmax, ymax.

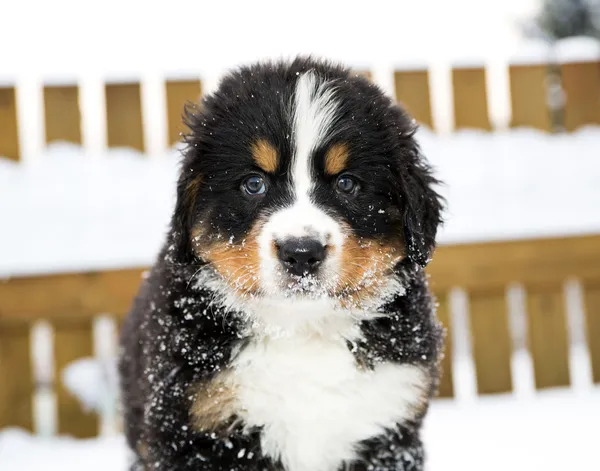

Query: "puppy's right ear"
<box><xmin>168</xmin><ymin>103</ymin><xmax>206</xmax><ymax>264</ymax></box>
<box><xmin>168</xmin><ymin>166</ymin><xmax>202</xmax><ymax>264</ymax></box>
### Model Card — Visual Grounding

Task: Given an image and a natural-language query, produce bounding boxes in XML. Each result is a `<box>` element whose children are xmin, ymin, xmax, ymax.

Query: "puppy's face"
<box><xmin>173</xmin><ymin>59</ymin><xmax>441</xmax><ymax>313</ymax></box>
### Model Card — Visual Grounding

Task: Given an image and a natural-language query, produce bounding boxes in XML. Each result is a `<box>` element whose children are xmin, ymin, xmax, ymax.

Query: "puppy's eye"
<box><xmin>242</xmin><ymin>175</ymin><xmax>267</xmax><ymax>195</ymax></box>
<box><xmin>336</xmin><ymin>174</ymin><xmax>359</xmax><ymax>195</ymax></box>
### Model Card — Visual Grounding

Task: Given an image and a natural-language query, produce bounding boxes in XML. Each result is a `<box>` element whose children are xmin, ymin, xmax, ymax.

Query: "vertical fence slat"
<box><xmin>54</xmin><ymin>319</ymin><xmax>98</xmax><ymax>438</ymax></box>
<box><xmin>582</xmin><ymin>279</ymin><xmax>600</xmax><ymax>384</ymax></box>
<box><xmin>0</xmin><ymin>86</ymin><xmax>20</xmax><ymax>160</ymax></box>
<box><xmin>452</xmin><ymin>66</ymin><xmax>492</xmax><ymax>131</ymax></box>
<box><xmin>434</xmin><ymin>292</ymin><xmax>454</xmax><ymax>398</ymax></box>
<box><xmin>526</xmin><ymin>283</ymin><xmax>571</xmax><ymax>389</ymax></box>
<box><xmin>0</xmin><ymin>322</ymin><xmax>33</xmax><ymax>430</ymax></box>
<box><xmin>394</xmin><ymin>70</ymin><xmax>433</xmax><ymax>129</ymax></box>
<box><xmin>105</xmin><ymin>82</ymin><xmax>145</xmax><ymax>152</ymax></box>
<box><xmin>509</xmin><ymin>64</ymin><xmax>551</xmax><ymax>131</ymax></box>
<box><xmin>468</xmin><ymin>288</ymin><xmax>513</xmax><ymax>394</ymax></box>
<box><xmin>165</xmin><ymin>79</ymin><xmax>202</xmax><ymax>147</ymax></box>
<box><xmin>561</xmin><ymin>60</ymin><xmax>600</xmax><ymax>131</ymax></box>
<box><xmin>44</xmin><ymin>85</ymin><xmax>82</xmax><ymax>145</ymax></box>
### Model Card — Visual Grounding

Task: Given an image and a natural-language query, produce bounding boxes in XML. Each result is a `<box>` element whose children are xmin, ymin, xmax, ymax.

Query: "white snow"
<box><xmin>62</xmin><ymin>357</ymin><xmax>119</xmax><ymax>414</ymax></box>
<box><xmin>0</xmin><ymin>0</ymin><xmax>540</xmax><ymax>80</ymax></box>
<box><xmin>2</xmin><ymin>128</ymin><xmax>600</xmax><ymax>277</ymax></box>
<box><xmin>556</xmin><ymin>37</ymin><xmax>600</xmax><ymax>64</ymax></box>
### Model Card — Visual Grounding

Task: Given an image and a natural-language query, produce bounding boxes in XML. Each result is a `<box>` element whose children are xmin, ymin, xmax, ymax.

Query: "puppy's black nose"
<box><xmin>277</xmin><ymin>238</ymin><xmax>326</xmax><ymax>276</ymax></box>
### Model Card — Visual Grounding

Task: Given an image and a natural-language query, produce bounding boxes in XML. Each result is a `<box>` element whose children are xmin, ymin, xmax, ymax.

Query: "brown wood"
<box><xmin>44</xmin><ymin>85</ymin><xmax>82</xmax><ymax>144</ymax></box>
<box><xmin>452</xmin><ymin>66</ymin><xmax>492</xmax><ymax>131</ymax></box>
<box><xmin>434</xmin><ymin>292</ymin><xmax>454</xmax><ymax>397</ymax></box>
<box><xmin>509</xmin><ymin>64</ymin><xmax>551</xmax><ymax>132</ymax></box>
<box><xmin>0</xmin><ymin>268</ymin><xmax>146</xmax><ymax>322</ymax></box>
<box><xmin>54</xmin><ymin>319</ymin><xmax>97</xmax><ymax>437</ymax></box>
<box><xmin>105</xmin><ymin>82</ymin><xmax>145</xmax><ymax>152</ymax></box>
<box><xmin>166</xmin><ymin>79</ymin><xmax>202</xmax><ymax>147</ymax></box>
<box><xmin>0</xmin><ymin>321</ymin><xmax>33</xmax><ymax>430</ymax></box>
<box><xmin>561</xmin><ymin>60</ymin><xmax>600</xmax><ymax>131</ymax></box>
<box><xmin>427</xmin><ymin>235</ymin><xmax>600</xmax><ymax>291</ymax></box>
<box><xmin>525</xmin><ymin>282</ymin><xmax>571</xmax><ymax>389</ymax></box>
<box><xmin>582</xmin><ymin>278</ymin><xmax>600</xmax><ymax>384</ymax></box>
<box><xmin>0</xmin><ymin>86</ymin><xmax>20</xmax><ymax>160</ymax></box>
<box><xmin>468</xmin><ymin>288</ymin><xmax>513</xmax><ymax>394</ymax></box>
<box><xmin>394</xmin><ymin>70</ymin><xmax>433</xmax><ymax>129</ymax></box>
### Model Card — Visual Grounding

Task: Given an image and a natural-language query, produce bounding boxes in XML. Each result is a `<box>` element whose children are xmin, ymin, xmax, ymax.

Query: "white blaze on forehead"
<box><xmin>255</xmin><ymin>71</ymin><xmax>345</xmax><ymax>302</ymax></box>
<box><xmin>292</xmin><ymin>71</ymin><xmax>339</xmax><ymax>199</ymax></box>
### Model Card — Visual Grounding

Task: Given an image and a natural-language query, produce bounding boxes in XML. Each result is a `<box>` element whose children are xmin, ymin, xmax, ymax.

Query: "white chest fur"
<box><xmin>231</xmin><ymin>335</ymin><xmax>427</xmax><ymax>471</ymax></box>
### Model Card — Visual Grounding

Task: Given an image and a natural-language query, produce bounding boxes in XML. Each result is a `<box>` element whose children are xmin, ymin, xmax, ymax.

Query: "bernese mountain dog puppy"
<box><xmin>119</xmin><ymin>56</ymin><xmax>444</xmax><ymax>471</ymax></box>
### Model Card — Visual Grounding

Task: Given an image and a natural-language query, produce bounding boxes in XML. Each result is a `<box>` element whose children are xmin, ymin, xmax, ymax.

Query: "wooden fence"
<box><xmin>2</xmin><ymin>57</ymin><xmax>600</xmax><ymax>161</ymax></box>
<box><xmin>1</xmin><ymin>234</ymin><xmax>599</xmax><ymax>437</ymax></box>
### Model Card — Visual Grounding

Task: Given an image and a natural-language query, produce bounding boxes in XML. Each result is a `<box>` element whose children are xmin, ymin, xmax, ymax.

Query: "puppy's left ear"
<box><xmin>398</xmin><ymin>141</ymin><xmax>444</xmax><ymax>268</ymax></box>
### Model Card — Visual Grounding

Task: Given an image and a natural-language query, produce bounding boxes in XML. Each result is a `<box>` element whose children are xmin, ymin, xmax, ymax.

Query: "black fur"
<box><xmin>119</xmin><ymin>56</ymin><xmax>444</xmax><ymax>471</ymax></box>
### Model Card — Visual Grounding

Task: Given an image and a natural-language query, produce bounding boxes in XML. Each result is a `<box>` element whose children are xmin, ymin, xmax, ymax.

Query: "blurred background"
<box><xmin>1</xmin><ymin>0</ymin><xmax>600</xmax><ymax>470</ymax></box>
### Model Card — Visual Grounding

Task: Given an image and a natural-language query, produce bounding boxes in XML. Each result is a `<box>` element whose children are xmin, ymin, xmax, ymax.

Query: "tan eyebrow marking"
<box><xmin>324</xmin><ymin>143</ymin><xmax>349</xmax><ymax>176</ymax></box>
<box><xmin>251</xmin><ymin>139</ymin><xmax>278</xmax><ymax>173</ymax></box>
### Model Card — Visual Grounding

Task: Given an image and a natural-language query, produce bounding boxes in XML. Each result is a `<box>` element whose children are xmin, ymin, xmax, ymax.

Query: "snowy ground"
<box><xmin>2</xmin><ymin>127</ymin><xmax>600</xmax><ymax>277</ymax></box>
<box><xmin>2</xmin><ymin>385</ymin><xmax>599</xmax><ymax>471</ymax></box>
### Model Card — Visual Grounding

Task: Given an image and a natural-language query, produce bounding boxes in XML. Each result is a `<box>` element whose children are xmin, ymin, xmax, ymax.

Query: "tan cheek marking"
<box><xmin>337</xmin><ymin>228</ymin><xmax>405</xmax><ymax>305</ymax></box>
<box><xmin>324</xmin><ymin>142</ymin><xmax>349</xmax><ymax>176</ymax></box>
<box><xmin>190</xmin><ymin>373</ymin><xmax>239</xmax><ymax>432</ymax></box>
<box><xmin>192</xmin><ymin>220</ymin><xmax>265</xmax><ymax>297</ymax></box>
<box><xmin>251</xmin><ymin>139</ymin><xmax>278</xmax><ymax>173</ymax></box>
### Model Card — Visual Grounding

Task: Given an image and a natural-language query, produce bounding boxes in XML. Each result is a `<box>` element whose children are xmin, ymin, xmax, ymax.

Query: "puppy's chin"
<box><xmin>271</xmin><ymin>274</ymin><xmax>332</xmax><ymax>299</ymax></box>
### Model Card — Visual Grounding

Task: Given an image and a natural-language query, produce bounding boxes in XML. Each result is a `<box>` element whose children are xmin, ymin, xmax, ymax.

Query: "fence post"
<box><xmin>509</xmin><ymin>63</ymin><xmax>552</xmax><ymax>132</ymax></box>
<box><xmin>525</xmin><ymin>282</ymin><xmax>571</xmax><ymax>390</ymax></box>
<box><xmin>582</xmin><ymin>279</ymin><xmax>600</xmax><ymax>384</ymax></box>
<box><xmin>560</xmin><ymin>59</ymin><xmax>600</xmax><ymax>132</ymax></box>
<box><xmin>105</xmin><ymin>80</ymin><xmax>145</xmax><ymax>152</ymax></box>
<box><xmin>467</xmin><ymin>288</ymin><xmax>513</xmax><ymax>394</ymax></box>
<box><xmin>0</xmin><ymin>85</ymin><xmax>20</xmax><ymax>160</ymax></box>
<box><xmin>165</xmin><ymin>77</ymin><xmax>203</xmax><ymax>148</ymax></box>
<box><xmin>452</xmin><ymin>65</ymin><xmax>492</xmax><ymax>131</ymax></box>
<box><xmin>0</xmin><ymin>321</ymin><xmax>34</xmax><ymax>431</ymax></box>
<box><xmin>44</xmin><ymin>81</ymin><xmax>82</xmax><ymax>145</ymax></box>
<box><xmin>394</xmin><ymin>68</ymin><xmax>433</xmax><ymax>130</ymax></box>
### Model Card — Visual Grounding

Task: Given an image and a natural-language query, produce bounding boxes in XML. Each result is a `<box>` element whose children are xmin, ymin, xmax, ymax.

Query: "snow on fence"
<box><xmin>0</xmin><ymin>234</ymin><xmax>599</xmax><ymax>438</ymax></box>
<box><xmin>1</xmin><ymin>49</ymin><xmax>600</xmax><ymax>162</ymax></box>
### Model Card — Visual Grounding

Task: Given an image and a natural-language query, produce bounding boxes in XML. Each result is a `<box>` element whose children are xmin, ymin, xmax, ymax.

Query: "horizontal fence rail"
<box><xmin>1</xmin><ymin>235</ymin><xmax>600</xmax><ymax>437</ymax></box>
<box><xmin>1</xmin><ymin>58</ymin><xmax>600</xmax><ymax>162</ymax></box>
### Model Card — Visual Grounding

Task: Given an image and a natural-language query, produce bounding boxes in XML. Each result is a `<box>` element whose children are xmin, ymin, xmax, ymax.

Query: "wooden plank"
<box><xmin>0</xmin><ymin>86</ymin><xmax>20</xmax><ymax>160</ymax></box>
<box><xmin>394</xmin><ymin>70</ymin><xmax>433</xmax><ymax>129</ymax></box>
<box><xmin>582</xmin><ymin>278</ymin><xmax>600</xmax><ymax>384</ymax></box>
<box><xmin>0</xmin><ymin>322</ymin><xmax>33</xmax><ymax>430</ymax></box>
<box><xmin>105</xmin><ymin>82</ymin><xmax>145</xmax><ymax>152</ymax></box>
<box><xmin>44</xmin><ymin>85</ymin><xmax>82</xmax><ymax>144</ymax></box>
<box><xmin>468</xmin><ymin>288</ymin><xmax>513</xmax><ymax>394</ymax></box>
<box><xmin>509</xmin><ymin>64</ymin><xmax>551</xmax><ymax>132</ymax></box>
<box><xmin>54</xmin><ymin>319</ymin><xmax>97</xmax><ymax>437</ymax></box>
<box><xmin>561</xmin><ymin>60</ymin><xmax>600</xmax><ymax>132</ymax></box>
<box><xmin>452</xmin><ymin>66</ymin><xmax>492</xmax><ymax>131</ymax></box>
<box><xmin>165</xmin><ymin>79</ymin><xmax>202</xmax><ymax>147</ymax></box>
<box><xmin>434</xmin><ymin>292</ymin><xmax>454</xmax><ymax>397</ymax></box>
<box><xmin>0</xmin><ymin>268</ymin><xmax>145</xmax><ymax>321</ymax></box>
<box><xmin>428</xmin><ymin>234</ymin><xmax>600</xmax><ymax>291</ymax></box>
<box><xmin>525</xmin><ymin>282</ymin><xmax>570</xmax><ymax>389</ymax></box>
